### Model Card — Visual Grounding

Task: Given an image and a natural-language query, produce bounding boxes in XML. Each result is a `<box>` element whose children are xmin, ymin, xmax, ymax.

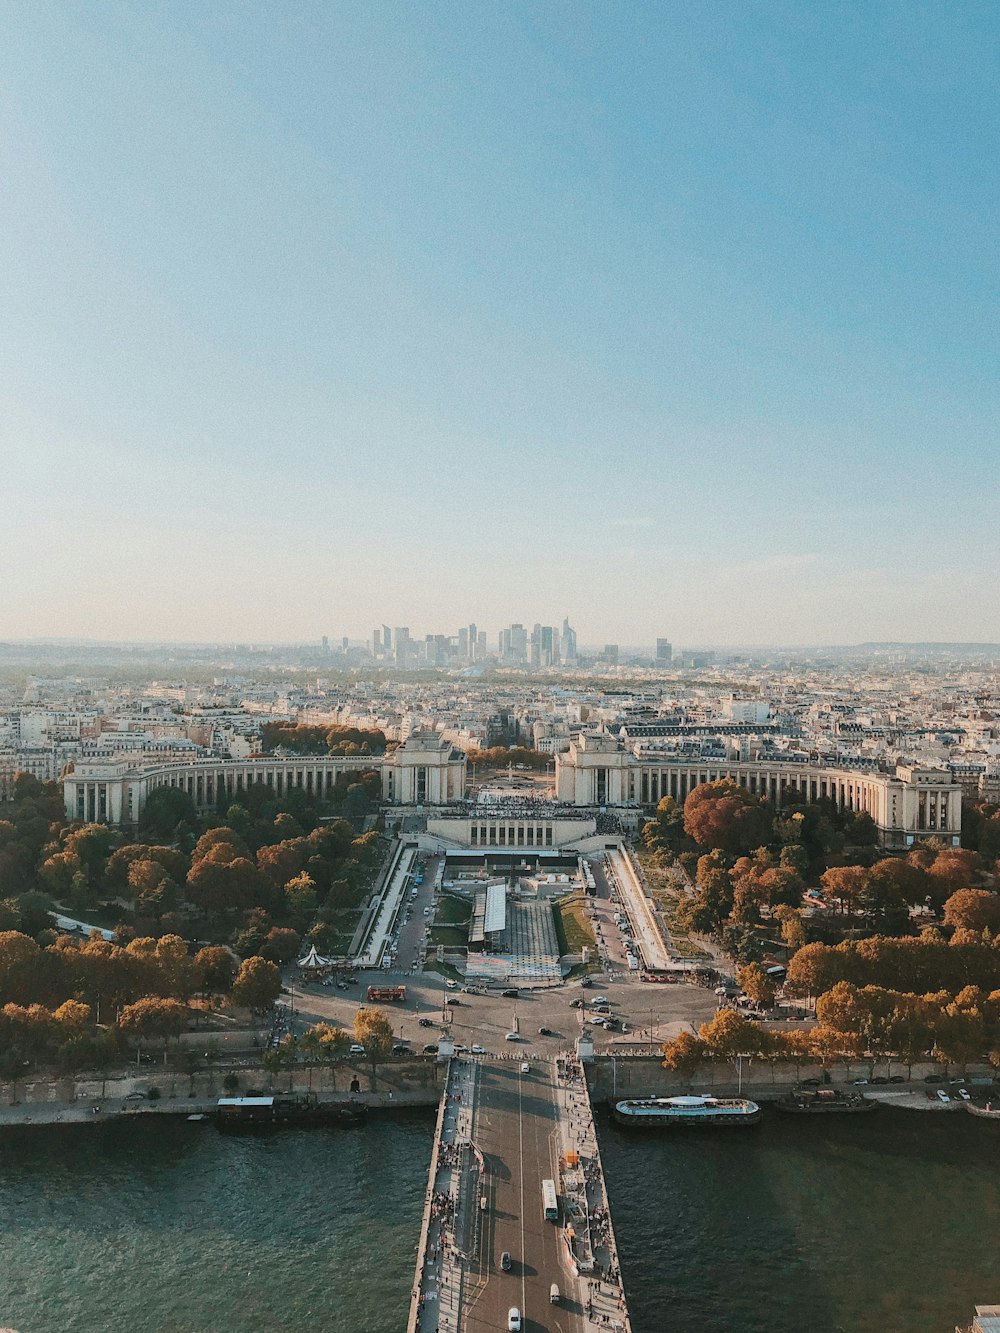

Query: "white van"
<box><xmin>549</xmin><ymin>1283</ymin><xmax>560</xmax><ymax>1305</ymax></box>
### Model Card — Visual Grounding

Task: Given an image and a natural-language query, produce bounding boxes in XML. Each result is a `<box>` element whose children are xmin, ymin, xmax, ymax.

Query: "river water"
<box><xmin>598</xmin><ymin>1105</ymin><xmax>1000</xmax><ymax>1333</ymax></box>
<box><xmin>0</xmin><ymin>1107</ymin><xmax>998</xmax><ymax>1332</ymax></box>
<box><xmin>0</xmin><ymin>1113</ymin><xmax>431</xmax><ymax>1333</ymax></box>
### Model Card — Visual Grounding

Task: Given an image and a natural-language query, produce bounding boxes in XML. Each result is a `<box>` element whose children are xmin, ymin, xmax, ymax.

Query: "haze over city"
<box><xmin>3</xmin><ymin>3</ymin><xmax>999</xmax><ymax>645</ymax></box>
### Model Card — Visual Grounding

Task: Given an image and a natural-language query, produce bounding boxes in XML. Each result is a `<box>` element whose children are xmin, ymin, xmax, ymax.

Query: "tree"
<box><xmin>737</xmin><ymin>963</ymin><xmax>776</xmax><ymax>1009</ymax></box>
<box><xmin>643</xmin><ymin>797</ymin><xmax>685</xmax><ymax>855</ymax></box>
<box><xmin>140</xmin><ymin>786</ymin><xmax>196</xmax><ymax>838</ymax></box>
<box><xmin>684</xmin><ymin>780</ymin><xmax>772</xmax><ymax>854</ymax></box>
<box><xmin>943</xmin><ymin>889</ymin><xmax>1000</xmax><ymax>935</ymax></box>
<box><xmin>773</xmin><ymin>905</ymin><xmax>806</xmax><ymax>952</ymax></box>
<box><xmin>353</xmin><ymin>1006</ymin><xmax>393</xmax><ymax>1073</ymax></box>
<box><xmin>193</xmin><ymin>946</ymin><xmax>236</xmax><ymax>1004</ymax></box>
<box><xmin>186</xmin><ymin>854</ymin><xmax>261</xmax><ymax>918</ymax></box>
<box><xmin>660</xmin><ymin>1030</ymin><xmax>706</xmax><ymax>1083</ymax></box>
<box><xmin>117</xmin><ymin>996</ymin><xmax>188</xmax><ymax>1061</ymax></box>
<box><xmin>230</xmin><ymin>956</ymin><xmax>281</xmax><ymax>1015</ymax></box>
<box><xmin>698</xmin><ymin>1008</ymin><xmax>762</xmax><ymax>1059</ymax></box>
<box><xmin>820</xmin><ymin>866</ymin><xmax>869</xmax><ymax>915</ymax></box>
<box><xmin>284</xmin><ymin>872</ymin><xmax>318</xmax><ymax>917</ymax></box>
<box><xmin>857</xmin><ymin>865</ymin><xmax>911</xmax><ymax>933</ymax></box>
<box><xmin>932</xmin><ymin>1004</ymin><xmax>986</xmax><ymax>1075</ymax></box>
<box><xmin>260</xmin><ymin>927</ymin><xmax>301</xmax><ymax>966</ymax></box>
<box><xmin>784</xmin><ymin>942</ymin><xmax>840</xmax><ymax>1002</ymax></box>
<box><xmin>308</xmin><ymin>1021</ymin><xmax>349</xmax><ymax>1089</ymax></box>
<box><xmin>0</xmin><ymin>932</ymin><xmax>42</xmax><ymax>1005</ymax></box>
<box><xmin>190</xmin><ymin>827</ymin><xmax>250</xmax><ymax>866</ymax></box>
<box><xmin>816</xmin><ymin>981</ymin><xmax>867</xmax><ymax>1035</ymax></box>
<box><xmin>927</xmin><ymin>848</ymin><xmax>982</xmax><ymax>903</ymax></box>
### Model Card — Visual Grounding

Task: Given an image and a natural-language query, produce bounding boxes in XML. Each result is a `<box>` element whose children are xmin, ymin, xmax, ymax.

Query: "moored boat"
<box><xmin>612</xmin><ymin>1094</ymin><xmax>761</xmax><ymax>1128</ymax></box>
<box><xmin>216</xmin><ymin>1093</ymin><xmax>367</xmax><ymax>1131</ymax></box>
<box><xmin>775</xmin><ymin>1089</ymin><xmax>877</xmax><ymax>1114</ymax></box>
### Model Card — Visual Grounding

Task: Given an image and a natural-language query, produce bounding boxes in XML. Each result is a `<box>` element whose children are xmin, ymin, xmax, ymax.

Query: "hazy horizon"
<box><xmin>3</xmin><ymin>4</ymin><xmax>998</xmax><ymax>645</ymax></box>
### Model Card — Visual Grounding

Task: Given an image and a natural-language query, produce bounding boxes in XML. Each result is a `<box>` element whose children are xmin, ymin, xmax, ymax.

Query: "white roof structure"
<box><xmin>484</xmin><ymin>882</ymin><xmax>507</xmax><ymax>936</ymax></box>
<box><xmin>297</xmin><ymin>944</ymin><xmax>335</xmax><ymax>970</ymax></box>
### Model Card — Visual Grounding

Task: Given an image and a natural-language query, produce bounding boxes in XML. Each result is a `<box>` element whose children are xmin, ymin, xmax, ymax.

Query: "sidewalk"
<box><xmin>554</xmin><ymin>1056</ymin><xmax>632</xmax><ymax>1333</ymax></box>
<box><xmin>413</xmin><ymin>1059</ymin><xmax>479</xmax><ymax>1333</ymax></box>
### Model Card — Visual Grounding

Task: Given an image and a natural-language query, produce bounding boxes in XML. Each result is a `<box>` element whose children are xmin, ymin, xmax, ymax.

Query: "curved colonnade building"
<box><xmin>63</xmin><ymin>730</ymin><xmax>466</xmax><ymax>825</ymax></box>
<box><xmin>62</xmin><ymin>727</ymin><xmax>962</xmax><ymax>850</ymax></box>
<box><xmin>554</xmin><ymin>731</ymin><xmax>962</xmax><ymax>849</ymax></box>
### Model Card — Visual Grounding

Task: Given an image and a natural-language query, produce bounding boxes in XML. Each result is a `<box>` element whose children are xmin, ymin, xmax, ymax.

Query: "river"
<box><xmin>0</xmin><ymin>1107</ymin><xmax>998</xmax><ymax>1331</ymax></box>
<box><xmin>0</xmin><ymin>1113</ymin><xmax>431</xmax><ymax>1333</ymax></box>
<box><xmin>597</xmin><ymin>1104</ymin><xmax>1000</xmax><ymax>1333</ymax></box>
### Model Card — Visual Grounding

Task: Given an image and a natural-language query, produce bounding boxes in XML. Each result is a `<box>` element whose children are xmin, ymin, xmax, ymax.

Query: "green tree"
<box><xmin>284</xmin><ymin>872</ymin><xmax>318</xmax><ymax>917</ymax></box>
<box><xmin>139</xmin><ymin>786</ymin><xmax>197</xmax><ymax>838</ymax></box>
<box><xmin>230</xmin><ymin>956</ymin><xmax>281</xmax><ymax>1016</ymax></box>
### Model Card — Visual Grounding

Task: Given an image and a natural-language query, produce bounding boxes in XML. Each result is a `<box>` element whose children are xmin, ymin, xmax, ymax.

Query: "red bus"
<box><xmin>366</xmin><ymin>985</ymin><xmax>406</xmax><ymax>1002</ymax></box>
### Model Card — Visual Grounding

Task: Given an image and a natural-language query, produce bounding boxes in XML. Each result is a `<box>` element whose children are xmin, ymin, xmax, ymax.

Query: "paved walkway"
<box><xmin>412</xmin><ymin>1059</ymin><xmax>479</xmax><ymax>1333</ymax></box>
<box><xmin>554</xmin><ymin>1056</ymin><xmax>632</xmax><ymax>1332</ymax></box>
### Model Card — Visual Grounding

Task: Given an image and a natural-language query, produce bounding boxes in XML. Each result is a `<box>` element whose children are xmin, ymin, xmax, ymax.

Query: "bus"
<box><xmin>366</xmin><ymin>985</ymin><xmax>406</xmax><ymax>1002</ymax></box>
<box><xmin>541</xmin><ymin>1179</ymin><xmax>559</xmax><ymax>1222</ymax></box>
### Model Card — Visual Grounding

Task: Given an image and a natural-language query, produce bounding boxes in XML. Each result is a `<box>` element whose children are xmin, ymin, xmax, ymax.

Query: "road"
<box><xmin>464</xmin><ymin>1062</ymin><xmax>587</xmax><ymax>1333</ymax></box>
<box><xmin>285</xmin><ymin>847</ymin><xmax>719</xmax><ymax>1055</ymax></box>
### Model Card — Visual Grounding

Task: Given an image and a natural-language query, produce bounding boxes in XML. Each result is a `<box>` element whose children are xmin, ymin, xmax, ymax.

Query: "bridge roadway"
<box><xmin>410</xmin><ymin>1053</ymin><xmax>631</xmax><ymax>1333</ymax></box>
<box><xmin>465</xmin><ymin>1060</ymin><xmax>586</xmax><ymax>1333</ymax></box>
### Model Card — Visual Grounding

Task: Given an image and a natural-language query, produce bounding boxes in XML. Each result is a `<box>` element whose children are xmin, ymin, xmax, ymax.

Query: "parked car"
<box><xmin>520</xmin><ymin>1062</ymin><xmax>530</xmax><ymax>1074</ymax></box>
<box><xmin>349</xmin><ymin>1044</ymin><xmax>365</xmax><ymax>1055</ymax></box>
<box><xmin>471</xmin><ymin>1044</ymin><xmax>487</xmax><ymax>1054</ymax></box>
<box><xmin>889</xmin><ymin>1075</ymin><xmax>906</xmax><ymax>1083</ymax></box>
<box><xmin>392</xmin><ymin>1043</ymin><xmax>410</xmax><ymax>1055</ymax></box>
<box><xmin>924</xmin><ymin>1073</ymin><xmax>945</xmax><ymax>1083</ymax></box>
<box><xmin>504</xmin><ymin>1032</ymin><xmax>519</xmax><ymax>1042</ymax></box>
<box><xmin>445</xmin><ymin>980</ymin><xmax>457</xmax><ymax>989</ymax></box>
<box><xmin>418</xmin><ymin>1018</ymin><xmax>434</xmax><ymax>1028</ymax></box>
<box><xmin>500</xmin><ymin>1251</ymin><xmax>512</xmax><ymax>1272</ymax></box>
<box><xmin>538</xmin><ymin>1026</ymin><xmax>553</xmax><ymax>1036</ymax></box>
<box><xmin>507</xmin><ymin>1307</ymin><xmax>521</xmax><ymax>1331</ymax></box>
<box><xmin>959</xmin><ymin>1088</ymin><xmax>972</xmax><ymax>1101</ymax></box>
<box><xmin>423</xmin><ymin>1043</ymin><xmax>439</xmax><ymax>1054</ymax></box>
<box><xmin>936</xmin><ymin>1089</ymin><xmax>951</xmax><ymax>1104</ymax></box>
<box><xmin>501</xmin><ymin>989</ymin><xmax>518</xmax><ymax>998</ymax></box>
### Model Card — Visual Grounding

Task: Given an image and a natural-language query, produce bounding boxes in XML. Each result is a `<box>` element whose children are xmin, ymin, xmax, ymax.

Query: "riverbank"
<box><xmin>0</xmin><ymin>1087</ymin><xmax>440</xmax><ymax>1129</ymax></box>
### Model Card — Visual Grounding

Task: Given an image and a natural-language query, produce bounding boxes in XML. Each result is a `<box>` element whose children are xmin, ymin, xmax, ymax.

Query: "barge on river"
<box><xmin>613</xmin><ymin>1094</ymin><xmax>761</xmax><ymax>1128</ymax></box>
<box><xmin>216</xmin><ymin>1093</ymin><xmax>367</xmax><ymax>1131</ymax></box>
<box><xmin>776</xmin><ymin>1088</ymin><xmax>877</xmax><ymax>1114</ymax></box>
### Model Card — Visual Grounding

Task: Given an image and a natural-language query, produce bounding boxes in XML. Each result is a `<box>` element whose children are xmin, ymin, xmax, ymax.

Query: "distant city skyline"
<box><xmin>2</xmin><ymin>4</ymin><xmax>998</xmax><ymax>644</ymax></box>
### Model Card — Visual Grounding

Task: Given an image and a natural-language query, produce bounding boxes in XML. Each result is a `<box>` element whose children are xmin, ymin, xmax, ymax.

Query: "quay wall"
<box><xmin>0</xmin><ymin>1056</ymin><xmax>447</xmax><ymax>1127</ymax></box>
<box><xmin>585</xmin><ymin>1055</ymin><xmax>995</xmax><ymax>1103</ymax></box>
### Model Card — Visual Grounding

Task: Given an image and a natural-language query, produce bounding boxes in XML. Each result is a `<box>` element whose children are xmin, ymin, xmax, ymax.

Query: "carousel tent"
<box><xmin>296</xmin><ymin>944</ymin><xmax>336</xmax><ymax>971</ymax></box>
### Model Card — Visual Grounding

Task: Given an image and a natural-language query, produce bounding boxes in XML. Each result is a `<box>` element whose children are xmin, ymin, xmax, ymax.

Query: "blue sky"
<box><xmin>2</xmin><ymin>2</ymin><xmax>997</xmax><ymax>645</ymax></box>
